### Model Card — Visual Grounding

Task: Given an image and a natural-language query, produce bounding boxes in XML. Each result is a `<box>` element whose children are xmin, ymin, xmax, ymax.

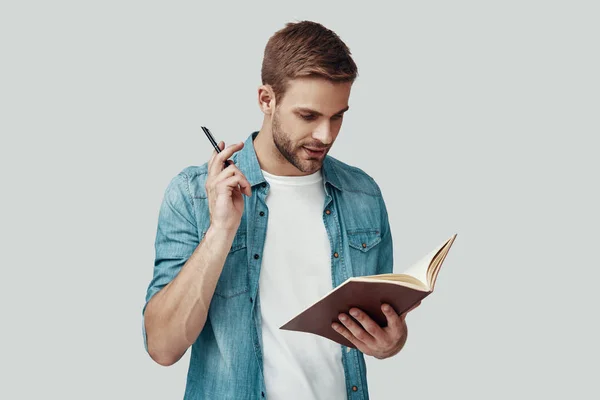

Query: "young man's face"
<box><xmin>271</xmin><ymin>76</ymin><xmax>352</xmax><ymax>174</ymax></box>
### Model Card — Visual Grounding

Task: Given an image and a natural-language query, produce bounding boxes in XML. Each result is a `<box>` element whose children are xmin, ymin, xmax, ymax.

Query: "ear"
<box><xmin>258</xmin><ymin>85</ymin><xmax>276</xmax><ymax>115</ymax></box>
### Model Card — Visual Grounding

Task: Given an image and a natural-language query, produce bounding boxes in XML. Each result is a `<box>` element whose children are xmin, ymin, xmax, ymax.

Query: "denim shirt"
<box><xmin>143</xmin><ymin>131</ymin><xmax>393</xmax><ymax>400</ymax></box>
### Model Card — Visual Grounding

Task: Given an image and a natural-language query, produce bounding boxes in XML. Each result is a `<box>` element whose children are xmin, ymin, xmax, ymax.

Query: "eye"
<box><xmin>300</xmin><ymin>114</ymin><xmax>317</xmax><ymax>121</ymax></box>
<box><xmin>331</xmin><ymin>114</ymin><xmax>344</xmax><ymax>120</ymax></box>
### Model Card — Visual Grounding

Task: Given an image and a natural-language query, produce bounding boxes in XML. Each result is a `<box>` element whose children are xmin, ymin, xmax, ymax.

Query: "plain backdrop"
<box><xmin>1</xmin><ymin>1</ymin><xmax>598</xmax><ymax>399</ymax></box>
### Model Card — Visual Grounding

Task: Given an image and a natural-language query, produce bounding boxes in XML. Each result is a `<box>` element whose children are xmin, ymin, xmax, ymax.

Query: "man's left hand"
<box><xmin>331</xmin><ymin>301</ymin><xmax>421</xmax><ymax>359</ymax></box>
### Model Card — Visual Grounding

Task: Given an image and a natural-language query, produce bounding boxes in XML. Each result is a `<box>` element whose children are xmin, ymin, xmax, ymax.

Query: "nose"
<box><xmin>312</xmin><ymin>120</ymin><xmax>333</xmax><ymax>146</ymax></box>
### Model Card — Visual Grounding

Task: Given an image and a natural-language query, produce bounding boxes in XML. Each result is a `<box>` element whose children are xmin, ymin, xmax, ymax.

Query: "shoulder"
<box><xmin>164</xmin><ymin>164</ymin><xmax>210</xmax><ymax>201</ymax></box>
<box><xmin>325</xmin><ymin>155</ymin><xmax>382</xmax><ymax>197</ymax></box>
<box><xmin>179</xmin><ymin>164</ymin><xmax>209</xmax><ymax>181</ymax></box>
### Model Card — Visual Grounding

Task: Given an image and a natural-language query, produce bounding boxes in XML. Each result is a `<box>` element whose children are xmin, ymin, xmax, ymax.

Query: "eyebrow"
<box><xmin>295</xmin><ymin>105</ymin><xmax>350</xmax><ymax>117</ymax></box>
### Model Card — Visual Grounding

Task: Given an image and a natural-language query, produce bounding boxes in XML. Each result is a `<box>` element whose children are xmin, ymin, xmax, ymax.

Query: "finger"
<box><xmin>337</xmin><ymin>313</ymin><xmax>376</xmax><ymax>346</ymax></box>
<box><xmin>216</xmin><ymin>141</ymin><xmax>243</xmax><ymax>165</ymax></box>
<box><xmin>214</xmin><ymin>164</ymin><xmax>252</xmax><ymax>197</ymax></box>
<box><xmin>210</xmin><ymin>142</ymin><xmax>244</xmax><ymax>176</ymax></box>
<box><xmin>206</xmin><ymin>149</ymin><xmax>231</xmax><ymax>193</ymax></box>
<box><xmin>381</xmin><ymin>303</ymin><xmax>403</xmax><ymax>331</ymax></box>
<box><xmin>208</xmin><ymin>141</ymin><xmax>235</xmax><ymax>177</ymax></box>
<box><xmin>208</xmin><ymin>141</ymin><xmax>226</xmax><ymax>176</ymax></box>
<box><xmin>331</xmin><ymin>322</ymin><xmax>368</xmax><ymax>354</ymax></box>
<box><xmin>208</xmin><ymin>141</ymin><xmax>225</xmax><ymax>171</ymax></box>
<box><xmin>216</xmin><ymin>175</ymin><xmax>251</xmax><ymax>196</ymax></box>
<box><xmin>348</xmin><ymin>308</ymin><xmax>386</xmax><ymax>341</ymax></box>
<box><xmin>239</xmin><ymin>176</ymin><xmax>252</xmax><ymax>197</ymax></box>
<box><xmin>225</xmin><ymin>174</ymin><xmax>252</xmax><ymax>197</ymax></box>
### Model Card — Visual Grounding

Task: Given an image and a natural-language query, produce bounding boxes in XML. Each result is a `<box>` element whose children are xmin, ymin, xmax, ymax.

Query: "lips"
<box><xmin>303</xmin><ymin>146</ymin><xmax>326</xmax><ymax>157</ymax></box>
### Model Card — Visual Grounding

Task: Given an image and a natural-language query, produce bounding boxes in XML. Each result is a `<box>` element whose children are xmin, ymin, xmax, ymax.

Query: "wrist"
<box><xmin>206</xmin><ymin>224</ymin><xmax>238</xmax><ymax>243</ymax></box>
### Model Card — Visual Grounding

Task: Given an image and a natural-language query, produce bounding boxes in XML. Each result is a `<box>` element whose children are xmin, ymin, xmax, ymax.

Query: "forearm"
<box><xmin>144</xmin><ymin>226</ymin><xmax>236</xmax><ymax>366</ymax></box>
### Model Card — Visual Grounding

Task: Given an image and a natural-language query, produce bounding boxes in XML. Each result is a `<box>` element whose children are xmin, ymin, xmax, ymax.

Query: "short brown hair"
<box><xmin>261</xmin><ymin>20</ymin><xmax>358</xmax><ymax>104</ymax></box>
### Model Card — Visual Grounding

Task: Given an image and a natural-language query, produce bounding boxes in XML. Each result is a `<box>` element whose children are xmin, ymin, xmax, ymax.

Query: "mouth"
<box><xmin>303</xmin><ymin>146</ymin><xmax>327</xmax><ymax>158</ymax></box>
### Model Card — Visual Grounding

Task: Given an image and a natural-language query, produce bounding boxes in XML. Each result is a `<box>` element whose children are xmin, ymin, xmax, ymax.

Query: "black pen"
<box><xmin>201</xmin><ymin>126</ymin><xmax>232</xmax><ymax>168</ymax></box>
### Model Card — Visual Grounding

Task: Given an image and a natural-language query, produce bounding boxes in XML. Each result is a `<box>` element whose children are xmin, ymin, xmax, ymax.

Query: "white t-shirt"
<box><xmin>259</xmin><ymin>168</ymin><xmax>347</xmax><ymax>400</ymax></box>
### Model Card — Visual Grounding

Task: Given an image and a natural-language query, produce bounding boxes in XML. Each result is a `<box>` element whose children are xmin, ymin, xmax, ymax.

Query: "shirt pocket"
<box><xmin>212</xmin><ymin>231</ymin><xmax>250</xmax><ymax>299</ymax></box>
<box><xmin>346</xmin><ymin>228</ymin><xmax>382</xmax><ymax>276</ymax></box>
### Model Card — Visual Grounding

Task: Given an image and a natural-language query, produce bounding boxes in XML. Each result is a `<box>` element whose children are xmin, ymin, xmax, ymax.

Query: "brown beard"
<box><xmin>271</xmin><ymin>108</ymin><xmax>324</xmax><ymax>174</ymax></box>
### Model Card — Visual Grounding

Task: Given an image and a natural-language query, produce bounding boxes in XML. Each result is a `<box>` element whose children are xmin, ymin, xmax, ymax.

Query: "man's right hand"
<box><xmin>205</xmin><ymin>141</ymin><xmax>252</xmax><ymax>234</ymax></box>
<box><xmin>145</xmin><ymin>140</ymin><xmax>252</xmax><ymax>366</ymax></box>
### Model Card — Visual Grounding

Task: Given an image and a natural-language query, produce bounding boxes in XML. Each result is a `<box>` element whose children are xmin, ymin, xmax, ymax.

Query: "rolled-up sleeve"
<box><xmin>142</xmin><ymin>172</ymin><xmax>199</xmax><ymax>352</ymax></box>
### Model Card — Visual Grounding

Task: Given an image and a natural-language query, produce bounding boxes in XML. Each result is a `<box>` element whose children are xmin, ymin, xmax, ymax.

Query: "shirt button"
<box><xmin>352</xmin><ymin>386</ymin><xmax>358</xmax><ymax>392</ymax></box>
<box><xmin>259</xmin><ymin>211</ymin><xmax>265</xmax><ymax>216</ymax></box>
<box><xmin>362</xmin><ymin>243</ymin><xmax>367</xmax><ymax>248</ymax></box>
<box><xmin>254</xmin><ymin>254</ymin><xmax>260</xmax><ymax>259</ymax></box>
<box><xmin>333</xmin><ymin>252</ymin><xmax>339</xmax><ymax>258</ymax></box>
<box><xmin>325</xmin><ymin>209</ymin><xmax>331</xmax><ymax>215</ymax></box>
<box><xmin>261</xmin><ymin>182</ymin><xmax>267</xmax><ymax>188</ymax></box>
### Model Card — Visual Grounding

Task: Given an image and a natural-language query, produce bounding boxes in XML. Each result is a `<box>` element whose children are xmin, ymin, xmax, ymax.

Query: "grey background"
<box><xmin>1</xmin><ymin>1</ymin><xmax>598</xmax><ymax>399</ymax></box>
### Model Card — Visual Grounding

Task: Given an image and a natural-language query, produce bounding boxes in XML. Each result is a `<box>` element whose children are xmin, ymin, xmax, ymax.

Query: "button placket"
<box><xmin>323</xmin><ymin>195</ymin><xmax>360</xmax><ymax>395</ymax></box>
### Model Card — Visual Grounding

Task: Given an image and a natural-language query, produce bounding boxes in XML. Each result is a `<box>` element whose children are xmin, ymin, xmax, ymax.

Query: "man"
<box><xmin>142</xmin><ymin>20</ymin><xmax>419</xmax><ymax>399</ymax></box>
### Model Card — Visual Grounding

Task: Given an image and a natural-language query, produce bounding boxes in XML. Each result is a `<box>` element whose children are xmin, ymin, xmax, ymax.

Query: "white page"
<box><xmin>399</xmin><ymin>238</ymin><xmax>449</xmax><ymax>287</ymax></box>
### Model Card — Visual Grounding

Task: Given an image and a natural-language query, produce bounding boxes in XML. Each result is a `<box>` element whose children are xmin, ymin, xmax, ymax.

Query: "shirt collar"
<box><xmin>236</xmin><ymin>131</ymin><xmax>343</xmax><ymax>191</ymax></box>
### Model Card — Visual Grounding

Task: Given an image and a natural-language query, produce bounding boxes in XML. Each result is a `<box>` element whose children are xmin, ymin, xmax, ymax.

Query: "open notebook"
<box><xmin>280</xmin><ymin>234</ymin><xmax>458</xmax><ymax>348</ymax></box>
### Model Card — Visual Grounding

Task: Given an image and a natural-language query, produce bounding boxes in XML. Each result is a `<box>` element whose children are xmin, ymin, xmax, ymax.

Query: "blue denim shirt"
<box><xmin>143</xmin><ymin>131</ymin><xmax>393</xmax><ymax>400</ymax></box>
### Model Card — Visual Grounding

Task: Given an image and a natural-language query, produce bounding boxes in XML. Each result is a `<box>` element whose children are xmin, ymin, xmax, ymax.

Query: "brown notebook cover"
<box><xmin>279</xmin><ymin>234</ymin><xmax>457</xmax><ymax>348</ymax></box>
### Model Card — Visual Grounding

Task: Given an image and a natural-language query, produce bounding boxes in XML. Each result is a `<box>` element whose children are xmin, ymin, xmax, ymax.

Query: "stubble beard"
<box><xmin>271</xmin><ymin>109</ymin><xmax>324</xmax><ymax>174</ymax></box>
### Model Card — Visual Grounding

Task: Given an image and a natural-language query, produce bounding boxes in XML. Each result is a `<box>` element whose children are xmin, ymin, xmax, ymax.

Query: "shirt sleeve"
<box><xmin>142</xmin><ymin>172</ymin><xmax>199</xmax><ymax>353</ymax></box>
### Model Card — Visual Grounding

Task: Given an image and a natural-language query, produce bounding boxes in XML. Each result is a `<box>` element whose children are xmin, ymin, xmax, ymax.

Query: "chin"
<box><xmin>297</xmin><ymin>157</ymin><xmax>324</xmax><ymax>173</ymax></box>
